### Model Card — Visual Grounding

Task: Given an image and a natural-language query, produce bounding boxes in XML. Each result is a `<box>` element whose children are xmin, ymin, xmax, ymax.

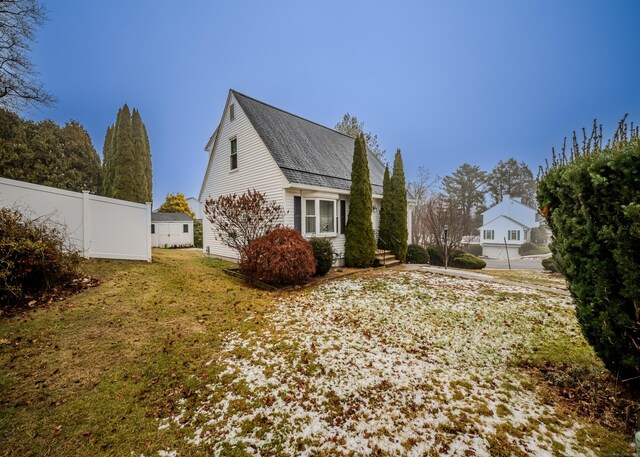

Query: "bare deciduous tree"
<box><xmin>423</xmin><ymin>194</ymin><xmax>465</xmax><ymax>261</ymax></box>
<box><xmin>204</xmin><ymin>189</ymin><xmax>284</xmax><ymax>256</ymax></box>
<box><xmin>407</xmin><ymin>167</ymin><xmax>439</xmax><ymax>245</ymax></box>
<box><xmin>0</xmin><ymin>0</ymin><xmax>54</xmax><ymax>110</ymax></box>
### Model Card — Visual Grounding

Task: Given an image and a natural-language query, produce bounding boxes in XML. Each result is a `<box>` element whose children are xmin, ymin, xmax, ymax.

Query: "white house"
<box><xmin>186</xmin><ymin>196</ymin><xmax>202</xmax><ymax>220</ymax></box>
<box><xmin>199</xmin><ymin>89</ymin><xmax>413</xmax><ymax>264</ymax></box>
<box><xmin>151</xmin><ymin>212</ymin><xmax>194</xmax><ymax>248</ymax></box>
<box><xmin>479</xmin><ymin>195</ymin><xmax>537</xmax><ymax>260</ymax></box>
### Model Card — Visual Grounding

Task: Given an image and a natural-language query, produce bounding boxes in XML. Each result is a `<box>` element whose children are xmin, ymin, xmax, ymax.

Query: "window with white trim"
<box><xmin>229</xmin><ymin>103</ymin><xmax>235</xmax><ymax>121</ymax></box>
<box><xmin>508</xmin><ymin>230</ymin><xmax>520</xmax><ymax>241</ymax></box>
<box><xmin>305</xmin><ymin>200</ymin><xmax>316</xmax><ymax>234</ymax></box>
<box><xmin>304</xmin><ymin>199</ymin><xmax>336</xmax><ymax>235</ymax></box>
<box><xmin>483</xmin><ymin>229</ymin><xmax>494</xmax><ymax>240</ymax></box>
<box><xmin>230</xmin><ymin>138</ymin><xmax>237</xmax><ymax>170</ymax></box>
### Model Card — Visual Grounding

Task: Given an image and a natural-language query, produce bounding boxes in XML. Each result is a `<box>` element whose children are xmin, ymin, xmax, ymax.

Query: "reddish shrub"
<box><xmin>240</xmin><ymin>227</ymin><xmax>315</xmax><ymax>285</ymax></box>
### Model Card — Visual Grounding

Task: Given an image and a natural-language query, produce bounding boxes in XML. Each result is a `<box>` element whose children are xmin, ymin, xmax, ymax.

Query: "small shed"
<box><xmin>151</xmin><ymin>212</ymin><xmax>194</xmax><ymax>248</ymax></box>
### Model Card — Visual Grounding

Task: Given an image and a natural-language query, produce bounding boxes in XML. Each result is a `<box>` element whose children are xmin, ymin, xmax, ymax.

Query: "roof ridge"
<box><xmin>230</xmin><ymin>89</ymin><xmax>358</xmax><ymax>141</ymax></box>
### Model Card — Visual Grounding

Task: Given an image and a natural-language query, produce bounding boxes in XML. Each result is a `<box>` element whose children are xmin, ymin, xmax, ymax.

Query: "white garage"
<box><xmin>151</xmin><ymin>212</ymin><xmax>194</xmax><ymax>248</ymax></box>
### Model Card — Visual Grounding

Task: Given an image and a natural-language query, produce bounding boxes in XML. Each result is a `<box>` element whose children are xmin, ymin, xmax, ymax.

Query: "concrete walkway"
<box><xmin>398</xmin><ymin>264</ymin><xmax>570</xmax><ymax>297</ymax></box>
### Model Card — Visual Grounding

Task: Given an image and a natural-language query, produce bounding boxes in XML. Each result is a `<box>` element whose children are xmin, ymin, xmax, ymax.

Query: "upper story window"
<box><xmin>229</xmin><ymin>103</ymin><xmax>235</xmax><ymax>121</ymax></box>
<box><xmin>304</xmin><ymin>199</ymin><xmax>336</xmax><ymax>236</ymax></box>
<box><xmin>508</xmin><ymin>230</ymin><xmax>520</xmax><ymax>241</ymax></box>
<box><xmin>483</xmin><ymin>229</ymin><xmax>494</xmax><ymax>240</ymax></box>
<box><xmin>230</xmin><ymin>138</ymin><xmax>237</xmax><ymax>170</ymax></box>
<box><xmin>183</xmin><ymin>224</ymin><xmax>189</xmax><ymax>233</ymax></box>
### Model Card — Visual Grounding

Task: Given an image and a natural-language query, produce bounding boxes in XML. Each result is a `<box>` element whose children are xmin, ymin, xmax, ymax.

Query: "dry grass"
<box><xmin>482</xmin><ymin>269</ymin><xmax>567</xmax><ymax>290</ymax></box>
<box><xmin>0</xmin><ymin>249</ymin><xmax>275</xmax><ymax>456</ymax></box>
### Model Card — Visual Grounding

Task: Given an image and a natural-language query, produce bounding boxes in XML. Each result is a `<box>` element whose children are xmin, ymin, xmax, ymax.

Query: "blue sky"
<box><xmin>30</xmin><ymin>0</ymin><xmax>640</xmax><ymax>205</ymax></box>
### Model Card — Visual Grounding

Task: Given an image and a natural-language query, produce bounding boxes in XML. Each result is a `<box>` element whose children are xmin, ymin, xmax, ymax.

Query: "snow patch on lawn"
<box><xmin>161</xmin><ymin>272</ymin><xmax>595</xmax><ymax>456</ymax></box>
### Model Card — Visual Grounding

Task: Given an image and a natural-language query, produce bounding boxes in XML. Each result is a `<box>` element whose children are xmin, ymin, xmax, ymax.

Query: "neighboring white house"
<box><xmin>479</xmin><ymin>194</ymin><xmax>537</xmax><ymax>260</ymax></box>
<box><xmin>199</xmin><ymin>89</ymin><xmax>414</xmax><ymax>264</ymax></box>
<box><xmin>186</xmin><ymin>197</ymin><xmax>202</xmax><ymax>220</ymax></box>
<box><xmin>151</xmin><ymin>212</ymin><xmax>194</xmax><ymax>248</ymax></box>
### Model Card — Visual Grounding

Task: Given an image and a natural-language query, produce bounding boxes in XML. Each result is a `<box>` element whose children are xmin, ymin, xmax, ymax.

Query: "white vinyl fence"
<box><xmin>0</xmin><ymin>177</ymin><xmax>151</xmax><ymax>261</ymax></box>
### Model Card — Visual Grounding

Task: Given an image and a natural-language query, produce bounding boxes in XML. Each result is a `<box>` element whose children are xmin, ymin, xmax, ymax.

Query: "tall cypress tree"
<box><xmin>132</xmin><ymin>108</ymin><xmax>152</xmax><ymax>202</ymax></box>
<box><xmin>378</xmin><ymin>164</ymin><xmax>391</xmax><ymax>248</ymax></box>
<box><xmin>345</xmin><ymin>133</ymin><xmax>376</xmax><ymax>267</ymax></box>
<box><xmin>101</xmin><ymin>104</ymin><xmax>152</xmax><ymax>203</ymax></box>
<box><xmin>389</xmin><ymin>149</ymin><xmax>408</xmax><ymax>261</ymax></box>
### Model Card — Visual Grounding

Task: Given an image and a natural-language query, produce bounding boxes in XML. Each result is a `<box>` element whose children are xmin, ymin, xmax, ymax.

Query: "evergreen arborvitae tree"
<box><xmin>389</xmin><ymin>149</ymin><xmax>408</xmax><ymax>261</ymax></box>
<box><xmin>378</xmin><ymin>164</ymin><xmax>391</xmax><ymax>248</ymax></box>
<box><xmin>345</xmin><ymin>133</ymin><xmax>376</xmax><ymax>267</ymax></box>
<box><xmin>101</xmin><ymin>104</ymin><xmax>152</xmax><ymax>203</ymax></box>
<box><xmin>0</xmin><ymin>109</ymin><xmax>101</xmax><ymax>192</ymax></box>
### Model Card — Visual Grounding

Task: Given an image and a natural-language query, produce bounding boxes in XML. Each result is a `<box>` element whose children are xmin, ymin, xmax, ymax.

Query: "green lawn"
<box><xmin>0</xmin><ymin>250</ymin><xmax>633</xmax><ymax>456</ymax></box>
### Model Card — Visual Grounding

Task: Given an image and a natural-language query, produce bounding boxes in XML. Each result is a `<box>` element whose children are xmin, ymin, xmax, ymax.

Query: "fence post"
<box><xmin>146</xmin><ymin>202</ymin><xmax>152</xmax><ymax>262</ymax></box>
<box><xmin>82</xmin><ymin>191</ymin><xmax>91</xmax><ymax>258</ymax></box>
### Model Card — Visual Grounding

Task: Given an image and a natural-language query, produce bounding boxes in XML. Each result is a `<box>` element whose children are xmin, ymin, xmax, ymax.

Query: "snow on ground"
<box><xmin>160</xmin><ymin>271</ymin><xmax>595</xmax><ymax>456</ymax></box>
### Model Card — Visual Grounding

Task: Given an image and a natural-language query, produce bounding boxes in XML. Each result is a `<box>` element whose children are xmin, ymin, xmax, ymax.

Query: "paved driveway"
<box><xmin>484</xmin><ymin>256</ymin><xmax>544</xmax><ymax>271</ymax></box>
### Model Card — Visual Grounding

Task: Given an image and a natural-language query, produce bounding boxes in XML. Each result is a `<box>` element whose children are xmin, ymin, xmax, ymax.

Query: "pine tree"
<box><xmin>389</xmin><ymin>149</ymin><xmax>408</xmax><ymax>261</ymax></box>
<box><xmin>344</xmin><ymin>133</ymin><xmax>376</xmax><ymax>267</ymax></box>
<box><xmin>157</xmin><ymin>193</ymin><xmax>195</xmax><ymax>218</ymax></box>
<box><xmin>101</xmin><ymin>104</ymin><xmax>152</xmax><ymax>203</ymax></box>
<box><xmin>378</xmin><ymin>164</ymin><xmax>391</xmax><ymax>248</ymax></box>
<box><xmin>442</xmin><ymin>163</ymin><xmax>487</xmax><ymax>235</ymax></box>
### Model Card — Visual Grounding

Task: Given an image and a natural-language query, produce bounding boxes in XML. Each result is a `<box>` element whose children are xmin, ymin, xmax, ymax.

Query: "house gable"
<box><xmin>482</xmin><ymin>195</ymin><xmax>536</xmax><ymax>228</ymax></box>
<box><xmin>199</xmin><ymin>91</ymin><xmax>289</xmax><ymax>259</ymax></box>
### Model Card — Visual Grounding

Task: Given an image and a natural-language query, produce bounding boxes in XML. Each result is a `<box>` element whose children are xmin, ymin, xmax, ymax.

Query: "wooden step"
<box><xmin>375</xmin><ymin>249</ymin><xmax>392</xmax><ymax>255</ymax></box>
<box><xmin>380</xmin><ymin>259</ymin><xmax>401</xmax><ymax>267</ymax></box>
<box><xmin>375</xmin><ymin>253</ymin><xmax>396</xmax><ymax>261</ymax></box>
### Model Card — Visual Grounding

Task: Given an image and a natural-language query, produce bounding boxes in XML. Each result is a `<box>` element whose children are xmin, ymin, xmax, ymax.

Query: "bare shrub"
<box><xmin>204</xmin><ymin>189</ymin><xmax>284</xmax><ymax>256</ymax></box>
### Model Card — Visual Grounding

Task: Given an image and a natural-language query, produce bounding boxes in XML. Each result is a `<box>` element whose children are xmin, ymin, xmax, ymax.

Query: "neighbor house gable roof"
<box><xmin>230</xmin><ymin>90</ymin><xmax>387</xmax><ymax>195</ymax></box>
<box><xmin>481</xmin><ymin>196</ymin><xmax>537</xmax><ymax>215</ymax></box>
<box><xmin>480</xmin><ymin>214</ymin><xmax>530</xmax><ymax>230</ymax></box>
<box><xmin>151</xmin><ymin>212</ymin><xmax>193</xmax><ymax>222</ymax></box>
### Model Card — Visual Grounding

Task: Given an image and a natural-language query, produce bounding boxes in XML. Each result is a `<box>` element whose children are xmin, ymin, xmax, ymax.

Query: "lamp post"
<box><xmin>444</xmin><ymin>224</ymin><xmax>449</xmax><ymax>269</ymax></box>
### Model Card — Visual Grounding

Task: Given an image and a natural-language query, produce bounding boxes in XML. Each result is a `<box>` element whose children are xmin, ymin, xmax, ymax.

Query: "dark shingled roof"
<box><xmin>151</xmin><ymin>212</ymin><xmax>193</xmax><ymax>222</ymax></box>
<box><xmin>231</xmin><ymin>90</ymin><xmax>386</xmax><ymax>195</ymax></box>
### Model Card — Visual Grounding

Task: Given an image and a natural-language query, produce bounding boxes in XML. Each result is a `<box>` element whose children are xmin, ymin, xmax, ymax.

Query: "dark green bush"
<box><xmin>541</xmin><ymin>257</ymin><xmax>558</xmax><ymax>273</ymax></box>
<box><xmin>427</xmin><ymin>246</ymin><xmax>463</xmax><ymax>266</ymax></box>
<box><xmin>518</xmin><ymin>242</ymin><xmax>550</xmax><ymax>256</ymax></box>
<box><xmin>537</xmin><ymin>118</ymin><xmax>640</xmax><ymax>378</ymax></box>
<box><xmin>406</xmin><ymin>244</ymin><xmax>429</xmax><ymax>264</ymax></box>
<box><xmin>309</xmin><ymin>238</ymin><xmax>334</xmax><ymax>276</ymax></box>
<box><xmin>0</xmin><ymin>208</ymin><xmax>81</xmax><ymax>309</ymax></box>
<box><xmin>426</xmin><ymin>246</ymin><xmax>443</xmax><ymax>265</ymax></box>
<box><xmin>464</xmin><ymin>244</ymin><xmax>483</xmax><ymax>256</ymax></box>
<box><xmin>451</xmin><ymin>253</ymin><xmax>486</xmax><ymax>270</ymax></box>
<box><xmin>193</xmin><ymin>219</ymin><xmax>203</xmax><ymax>248</ymax></box>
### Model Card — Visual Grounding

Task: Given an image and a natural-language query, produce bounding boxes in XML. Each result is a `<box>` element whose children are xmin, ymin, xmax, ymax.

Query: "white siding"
<box><xmin>151</xmin><ymin>221</ymin><xmax>194</xmax><ymax>247</ymax></box>
<box><xmin>200</xmin><ymin>93</ymin><xmax>287</xmax><ymax>260</ymax></box>
<box><xmin>480</xmin><ymin>216</ymin><xmax>526</xmax><ymax>248</ymax></box>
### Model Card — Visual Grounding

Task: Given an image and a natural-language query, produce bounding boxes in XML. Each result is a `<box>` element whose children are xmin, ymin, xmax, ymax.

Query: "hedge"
<box><xmin>537</xmin><ymin>117</ymin><xmax>640</xmax><ymax>378</ymax></box>
<box><xmin>451</xmin><ymin>253</ymin><xmax>486</xmax><ymax>270</ymax></box>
